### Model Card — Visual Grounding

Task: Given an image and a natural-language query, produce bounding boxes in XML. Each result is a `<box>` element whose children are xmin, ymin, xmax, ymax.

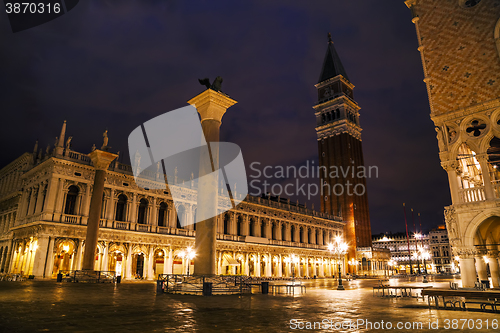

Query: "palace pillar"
<box><xmin>475</xmin><ymin>256</ymin><xmax>488</xmax><ymax>282</ymax></box>
<box><xmin>188</xmin><ymin>89</ymin><xmax>237</xmax><ymax>276</ymax></box>
<box><xmin>458</xmin><ymin>248</ymin><xmax>477</xmax><ymax>288</ymax></box>
<box><xmin>31</xmin><ymin>237</ymin><xmax>49</xmax><ymax>278</ymax></box>
<box><xmin>487</xmin><ymin>253</ymin><xmax>500</xmax><ymax>288</ymax></box>
<box><xmin>81</xmin><ymin>150</ymin><xmax>118</xmax><ymax>271</ymax></box>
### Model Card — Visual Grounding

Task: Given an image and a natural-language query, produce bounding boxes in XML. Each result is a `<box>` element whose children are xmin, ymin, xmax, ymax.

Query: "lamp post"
<box><xmin>328</xmin><ymin>236</ymin><xmax>348</xmax><ymax>290</ymax></box>
<box><xmin>179</xmin><ymin>247</ymin><xmax>196</xmax><ymax>275</ymax></box>
<box><xmin>291</xmin><ymin>255</ymin><xmax>300</xmax><ymax>279</ymax></box>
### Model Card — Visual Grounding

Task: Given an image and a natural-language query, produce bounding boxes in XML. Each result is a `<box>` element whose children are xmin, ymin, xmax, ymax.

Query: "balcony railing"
<box><xmin>459</xmin><ymin>186</ymin><xmax>485</xmax><ymax>203</ymax></box>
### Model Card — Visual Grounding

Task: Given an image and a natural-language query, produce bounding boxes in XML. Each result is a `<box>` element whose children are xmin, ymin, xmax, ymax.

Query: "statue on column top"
<box><xmin>101</xmin><ymin>130</ymin><xmax>109</xmax><ymax>151</ymax></box>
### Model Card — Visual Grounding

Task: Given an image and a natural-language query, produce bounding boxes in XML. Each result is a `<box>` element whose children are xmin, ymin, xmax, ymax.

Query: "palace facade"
<box><xmin>406</xmin><ymin>0</ymin><xmax>500</xmax><ymax>287</ymax></box>
<box><xmin>0</xmin><ymin>122</ymin><xmax>357</xmax><ymax>280</ymax></box>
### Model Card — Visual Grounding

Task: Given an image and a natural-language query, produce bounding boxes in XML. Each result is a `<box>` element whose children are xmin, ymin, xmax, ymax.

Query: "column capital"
<box><xmin>453</xmin><ymin>246</ymin><xmax>477</xmax><ymax>259</ymax></box>
<box><xmin>88</xmin><ymin>150</ymin><xmax>118</xmax><ymax>171</ymax></box>
<box><xmin>441</xmin><ymin>160</ymin><xmax>459</xmax><ymax>172</ymax></box>
<box><xmin>187</xmin><ymin>89</ymin><xmax>237</xmax><ymax>123</ymax></box>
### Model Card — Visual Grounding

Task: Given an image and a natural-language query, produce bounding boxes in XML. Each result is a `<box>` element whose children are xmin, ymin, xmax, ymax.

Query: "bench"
<box><xmin>422</xmin><ymin>288</ymin><xmax>500</xmax><ymax>312</ymax></box>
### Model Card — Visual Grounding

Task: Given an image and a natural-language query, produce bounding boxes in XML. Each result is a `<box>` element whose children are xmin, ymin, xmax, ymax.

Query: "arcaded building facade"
<box><xmin>0</xmin><ymin>124</ymin><xmax>351</xmax><ymax>280</ymax></box>
<box><xmin>406</xmin><ymin>0</ymin><xmax>500</xmax><ymax>287</ymax></box>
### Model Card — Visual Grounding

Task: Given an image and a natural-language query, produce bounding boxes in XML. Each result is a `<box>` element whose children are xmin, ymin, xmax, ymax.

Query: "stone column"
<box><xmin>458</xmin><ymin>248</ymin><xmax>477</xmax><ymax>288</ymax></box>
<box><xmin>102</xmin><ymin>242</ymin><xmax>109</xmax><ymax>272</ymax></box>
<box><xmin>442</xmin><ymin>162</ymin><xmax>461</xmax><ymax>204</ymax></box>
<box><xmin>34</xmin><ymin>183</ymin><xmax>45</xmax><ymax>214</ymax></box>
<box><xmin>129</xmin><ymin>193</ymin><xmax>137</xmax><ymax>223</ymax></box>
<box><xmin>53</xmin><ymin>179</ymin><xmax>65</xmax><ymax>221</ymax></box>
<box><xmin>166</xmin><ymin>249</ymin><xmax>173</xmax><ymax>274</ymax></box>
<box><xmin>81</xmin><ymin>150</ymin><xmax>118</xmax><ymax>271</ymax></box>
<box><xmin>256</xmin><ymin>254</ymin><xmax>261</xmax><ymax>277</ymax></box>
<box><xmin>147</xmin><ymin>247</ymin><xmax>154</xmax><ymax>280</ymax></box>
<box><xmin>151</xmin><ymin>197</ymin><xmax>157</xmax><ymax>226</ymax></box>
<box><xmin>44</xmin><ymin>237</ymin><xmax>55</xmax><ymax>278</ymax></box>
<box><xmin>125</xmin><ymin>245</ymin><xmax>133</xmax><ymax>279</ymax></box>
<box><xmin>475</xmin><ymin>256</ymin><xmax>488</xmax><ymax>281</ymax></box>
<box><xmin>487</xmin><ymin>254</ymin><xmax>500</xmax><ymax>288</ymax></box>
<box><xmin>106</xmin><ymin>189</ymin><xmax>115</xmax><ymax>220</ymax></box>
<box><xmin>188</xmin><ymin>89</ymin><xmax>237</xmax><ymax>275</ymax></box>
<box><xmin>477</xmin><ymin>154</ymin><xmax>495</xmax><ymax>200</ymax></box>
<box><xmin>278</xmin><ymin>255</ymin><xmax>282</xmax><ymax>277</ymax></box>
<box><xmin>31</xmin><ymin>236</ymin><xmax>49</xmax><ymax>278</ymax></box>
<box><xmin>74</xmin><ymin>239</ymin><xmax>83</xmax><ymax>271</ymax></box>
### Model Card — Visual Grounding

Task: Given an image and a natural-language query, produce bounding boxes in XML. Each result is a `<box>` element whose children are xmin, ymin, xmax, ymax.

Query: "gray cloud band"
<box><xmin>128</xmin><ymin>105</ymin><xmax>248</xmax><ymax>227</ymax></box>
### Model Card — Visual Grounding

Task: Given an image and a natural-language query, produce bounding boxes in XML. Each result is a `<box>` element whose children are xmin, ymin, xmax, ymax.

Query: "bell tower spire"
<box><xmin>314</xmin><ymin>33</ymin><xmax>372</xmax><ymax>271</ymax></box>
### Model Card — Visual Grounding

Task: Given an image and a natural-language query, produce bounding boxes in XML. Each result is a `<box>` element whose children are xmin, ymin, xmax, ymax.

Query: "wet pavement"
<box><xmin>0</xmin><ymin>276</ymin><xmax>498</xmax><ymax>332</ymax></box>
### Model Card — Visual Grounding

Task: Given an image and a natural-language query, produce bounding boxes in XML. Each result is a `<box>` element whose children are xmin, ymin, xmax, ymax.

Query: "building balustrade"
<box><xmin>459</xmin><ymin>186</ymin><xmax>485</xmax><ymax>203</ymax></box>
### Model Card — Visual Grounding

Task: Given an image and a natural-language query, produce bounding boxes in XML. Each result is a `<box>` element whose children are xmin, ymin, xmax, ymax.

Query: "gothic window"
<box><xmin>336</xmin><ymin>109</ymin><xmax>340</xmax><ymax>119</ymax></box>
<box><xmin>157</xmin><ymin>202</ymin><xmax>167</xmax><ymax>227</ymax></box>
<box><xmin>327</xmin><ymin>112</ymin><xmax>332</xmax><ymax>121</ymax></box>
<box><xmin>291</xmin><ymin>225</ymin><xmax>295</xmax><ymax>242</ymax></box>
<box><xmin>64</xmin><ymin>185</ymin><xmax>79</xmax><ymax>215</ymax></box>
<box><xmin>271</xmin><ymin>222</ymin><xmax>276</xmax><ymax>240</ymax></box>
<box><xmin>261</xmin><ymin>221</ymin><xmax>266</xmax><ymax>238</ymax></box>
<box><xmin>137</xmin><ymin>198</ymin><xmax>148</xmax><ymax>224</ymax></box>
<box><xmin>281</xmin><ymin>223</ymin><xmax>286</xmax><ymax>241</ymax></box>
<box><xmin>457</xmin><ymin>143</ymin><xmax>483</xmax><ymax>190</ymax></box>
<box><xmin>115</xmin><ymin>194</ymin><xmax>127</xmax><ymax>221</ymax></box>
<box><xmin>322</xmin><ymin>114</ymin><xmax>326</xmax><ymax>124</ymax></box>
<box><xmin>299</xmin><ymin>227</ymin><xmax>304</xmax><ymax>243</ymax></box>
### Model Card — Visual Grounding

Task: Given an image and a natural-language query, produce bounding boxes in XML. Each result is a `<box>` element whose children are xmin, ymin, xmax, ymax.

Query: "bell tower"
<box><xmin>314</xmin><ymin>33</ymin><xmax>372</xmax><ymax>264</ymax></box>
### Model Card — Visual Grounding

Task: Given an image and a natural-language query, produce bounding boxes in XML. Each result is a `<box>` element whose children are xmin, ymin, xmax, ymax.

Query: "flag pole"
<box><xmin>403</xmin><ymin>203</ymin><xmax>413</xmax><ymax>275</ymax></box>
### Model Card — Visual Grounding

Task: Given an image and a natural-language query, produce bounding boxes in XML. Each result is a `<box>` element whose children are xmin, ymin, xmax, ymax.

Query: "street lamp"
<box><xmin>291</xmin><ymin>254</ymin><xmax>300</xmax><ymax>278</ymax></box>
<box><xmin>179</xmin><ymin>247</ymin><xmax>196</xmax><ymax>275</ymax></box>
<box><xmin>348</xmin><ymin>258</ymin><xmax>358</xmax><ymax>277</ymax></box>
<box><xmin>388</xmin><ymin>260</ymin><xmax>395</xmax><ymax>276</ymax></box>
<box><xmin>328</xmin><ymin>236</ymin><xmax>348</xmax><ymax>290</ymax></box>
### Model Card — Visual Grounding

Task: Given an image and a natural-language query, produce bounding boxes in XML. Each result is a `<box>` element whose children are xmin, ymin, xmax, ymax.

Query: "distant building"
<box><xmin>372</xmin><ymin>232</ymin><xmax>431</xmax><ymax>274</ymax></box>
<box><xmin>428</xmin><ymin>225</ymin><xmax>453</xmax><ymax>273</ymax></box>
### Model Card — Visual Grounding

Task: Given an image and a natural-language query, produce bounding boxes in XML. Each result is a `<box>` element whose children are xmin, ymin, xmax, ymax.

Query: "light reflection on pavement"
<box><xmin>0</xmin><ymin>276</ymin><xmax>498</xmax><ymax>332</ymax></box>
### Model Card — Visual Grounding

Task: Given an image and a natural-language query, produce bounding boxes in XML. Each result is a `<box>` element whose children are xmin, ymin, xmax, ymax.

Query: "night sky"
<box><xmin>0</xmin><ymin>0</ymin><xmax>450</xmax><ymax>234</ymax></box>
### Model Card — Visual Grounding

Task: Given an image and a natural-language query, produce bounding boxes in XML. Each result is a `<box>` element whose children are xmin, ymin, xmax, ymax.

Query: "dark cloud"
<box><xmin>0</xmin><ymin>0</ymin><xmax>450</xmax><ymax>234</ymax></box>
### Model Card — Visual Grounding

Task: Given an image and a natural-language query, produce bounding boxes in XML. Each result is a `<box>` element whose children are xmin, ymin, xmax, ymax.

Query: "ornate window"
<box><xmin>137</xmin><ymin>198</ymin><xmax>148</xmax><ymax>224</ymax></box>
<box><xmin>64</xmin><ymin>185</ymin><xmax>79</xmax><ymax>215</ymax></box>
<box><xmin>157</xmin><ymin>202</ymin><xmax>167</xmax><ymax>227</ymax></box>
<box><xmin>115</xmin><ymin>194</ymin><xmax>127</xmax><ymax>221</ymax></box>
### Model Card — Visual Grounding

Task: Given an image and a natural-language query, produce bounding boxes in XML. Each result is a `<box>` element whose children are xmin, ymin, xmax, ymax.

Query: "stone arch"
<box><xmin>463</xmin><ymin>210</ymin><xmax>500</xmax><ymax>247</ymax></box>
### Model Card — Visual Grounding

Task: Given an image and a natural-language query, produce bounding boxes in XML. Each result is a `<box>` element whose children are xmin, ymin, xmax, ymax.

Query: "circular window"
<box><xmin>322</xmin><ymin>152</ymin><xmax>326</xmax><ymax>157</ymax></box>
